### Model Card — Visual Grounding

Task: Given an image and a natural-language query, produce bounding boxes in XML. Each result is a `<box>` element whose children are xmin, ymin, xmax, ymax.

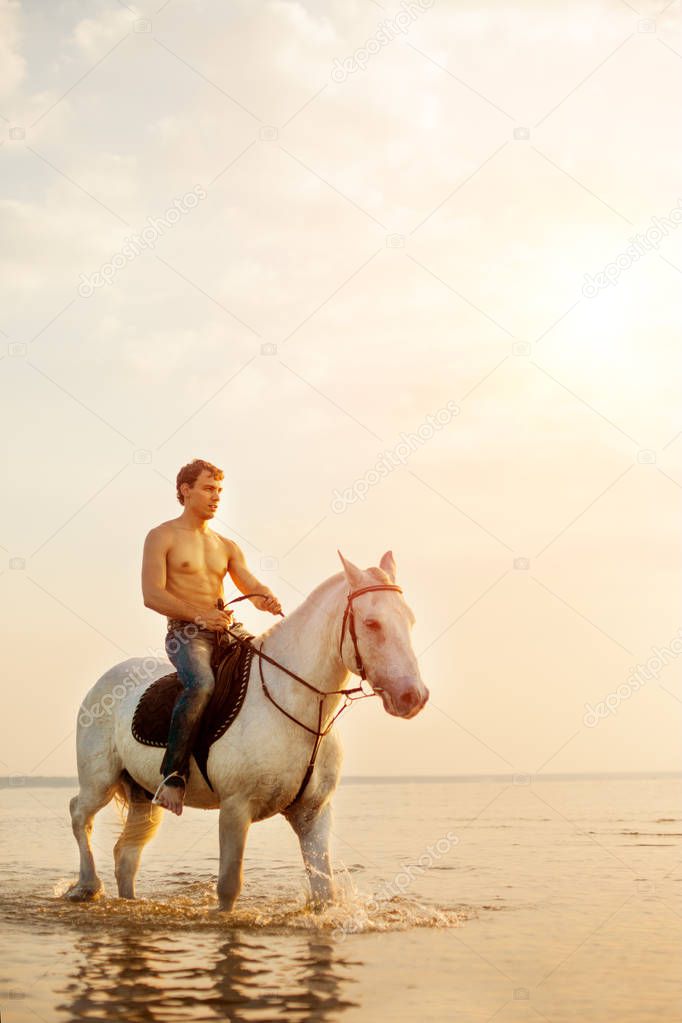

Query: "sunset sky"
<box><xmin>2</xmin><ymin>0</ymin><xmax>681</xmax><ymax>779</ymax></box>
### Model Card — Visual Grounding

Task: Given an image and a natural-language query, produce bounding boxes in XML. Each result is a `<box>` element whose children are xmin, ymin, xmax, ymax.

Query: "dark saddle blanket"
<box><xmin>131</xmin><ymin>627</ymin><xmax>255</xmax><ymax>791</ymax></box>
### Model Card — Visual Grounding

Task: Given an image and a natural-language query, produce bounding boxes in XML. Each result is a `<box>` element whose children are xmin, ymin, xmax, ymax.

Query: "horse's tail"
<box><xmin>113</xmin><ymin>770</ymin><xmax>163</xmax><ymax>851</ymax></box>
<box><xmin>113</xmin><ymin>777</ymin><xmax>130</xmax><ymax>819</ymax></box>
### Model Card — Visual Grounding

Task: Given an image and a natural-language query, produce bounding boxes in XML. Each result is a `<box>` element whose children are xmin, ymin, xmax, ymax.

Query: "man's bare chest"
<box><xmin>166</xmin><ymin>532</ymin><xmax>228</xmax><ymax>580</ymax></box>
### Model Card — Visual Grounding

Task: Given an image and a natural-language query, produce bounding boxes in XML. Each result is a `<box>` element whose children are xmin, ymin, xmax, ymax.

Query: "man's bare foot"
<box><xmin>151</xmin><ymin>773</ymin><xmax>186</xmax><ymax>816</ymax></box>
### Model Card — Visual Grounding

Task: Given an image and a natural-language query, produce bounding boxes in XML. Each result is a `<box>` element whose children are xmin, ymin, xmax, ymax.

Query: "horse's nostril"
<box><xmin>400</xmin><ymin>688</ymin><xmax>418</xmax><ymax>711</ymax></box>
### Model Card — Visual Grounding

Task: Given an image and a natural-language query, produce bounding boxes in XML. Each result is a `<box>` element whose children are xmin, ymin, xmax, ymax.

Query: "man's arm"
<box><xmin>226</xmin><ymin>540</ymin><xmax>282</xmax><ymax>615</ymax></box>
<box><xmin>141</xmin><ymin>527</ymin><xmax>207</xmax><ymax>622</ymax></box>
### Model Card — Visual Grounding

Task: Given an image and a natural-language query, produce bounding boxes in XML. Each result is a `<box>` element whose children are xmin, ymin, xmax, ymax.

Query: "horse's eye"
<box><xmin>364</xmin><ymin>619</ymin><xmax>381</xmax><ymax>630</ymax></box>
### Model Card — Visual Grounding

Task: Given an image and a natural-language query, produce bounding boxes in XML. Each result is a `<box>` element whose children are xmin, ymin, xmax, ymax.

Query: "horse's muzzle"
<box><xmin>378</xmin><ymin>680</ymin><xmax>429</xmax><ymax>719</ymax></box>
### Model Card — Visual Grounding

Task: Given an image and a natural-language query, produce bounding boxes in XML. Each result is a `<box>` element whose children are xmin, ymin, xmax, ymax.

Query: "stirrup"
<box><xmin>151</xmin><ymin>772</ymin><xmax>186</xmax><ymax>805</ymax></box>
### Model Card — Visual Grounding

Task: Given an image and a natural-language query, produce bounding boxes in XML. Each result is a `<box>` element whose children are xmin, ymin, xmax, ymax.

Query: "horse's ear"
<box><xmin>337</xmin><ymin>550</ymin><xmax>364</xmax><ymax>589</ymax></box>
<box><xmin>379</xmin><ymin>550</ymin><xmax>396</xmax><ymax>582</ymax></box>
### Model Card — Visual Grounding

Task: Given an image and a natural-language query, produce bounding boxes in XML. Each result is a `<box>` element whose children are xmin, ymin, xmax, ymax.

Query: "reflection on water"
<box><xmin>0</xmin><ymin>874</ymin><xmax>464</xmax><ymax>1022</ymax></box>
<box><xmin>2</xmin><ymin>881</ymin><xmax>462</xmax><ymax>1023</ymax></box>
<box><xmin>56</xmin><ymin>927</ymin><xmax>358</xmax><ymax>1023</ymax></box>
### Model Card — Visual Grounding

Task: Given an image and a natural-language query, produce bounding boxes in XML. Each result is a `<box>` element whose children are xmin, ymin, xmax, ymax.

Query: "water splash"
<box><xmin>4</xmin><ymin>873</ymin><xmax>471</xmax><ymax>937</ymax></box>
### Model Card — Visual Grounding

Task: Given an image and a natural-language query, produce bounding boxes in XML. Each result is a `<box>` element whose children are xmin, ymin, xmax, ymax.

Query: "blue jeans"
<box><xmin>159</xmin><ymin>621</ymin><xmax>217</xmax><ymax>780</ymax></box>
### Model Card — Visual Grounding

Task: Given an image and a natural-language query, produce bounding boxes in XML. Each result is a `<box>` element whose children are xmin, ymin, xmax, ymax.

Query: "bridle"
<box><xmin>217</xmin><ymin>582</ymin><xmax>404</xmax><ymax>808</ymax></box>
<box><xmin>338</xmin><ymin>583</ymin><xmax>404</xmax><ymax>682</ymax></box>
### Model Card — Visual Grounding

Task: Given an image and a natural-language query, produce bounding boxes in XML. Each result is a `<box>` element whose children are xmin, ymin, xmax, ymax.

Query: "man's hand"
<box><xmin>251</xmin><ymin>593</ymin><xmax>283</xmax><ymax>615</ymax></box>
<box><xmin>195</xmin><ymin>608</ymin><xmax>234</xmax><ymax>632</ymax></box>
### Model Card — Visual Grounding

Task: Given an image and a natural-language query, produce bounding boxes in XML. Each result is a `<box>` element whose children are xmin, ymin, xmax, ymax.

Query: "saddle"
<box><xmin>131</xmin><ymin>626</ymin><xmax>254</xmax><ymax>791</ymax></box>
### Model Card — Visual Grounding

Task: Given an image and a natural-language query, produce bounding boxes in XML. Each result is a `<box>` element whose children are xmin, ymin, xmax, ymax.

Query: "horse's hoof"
<box><xmin>64</xmin><ymin>883</ymin><xmax>103</xmax><ymax>902</ymax></box>
<box><xmin>308</xmin><ymin>894</ymin><xmax>335</xmax><ymax>913</ymax></box>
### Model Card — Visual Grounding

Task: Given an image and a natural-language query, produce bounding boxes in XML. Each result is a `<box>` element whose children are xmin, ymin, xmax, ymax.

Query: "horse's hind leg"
<box><xmin>65</xmin><ymin>781</ymin><xmax>117</xmax><ymax>901</ymax></box>
<box><xmin>114</xmin><ymin>778</ymin><xmax>163</xmax><ymax>899</ymax></box>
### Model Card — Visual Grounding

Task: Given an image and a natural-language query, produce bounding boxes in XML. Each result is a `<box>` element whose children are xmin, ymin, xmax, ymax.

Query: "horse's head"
<box><xmin>337</xmin><ymin>550</ymin><xmax>429</xmax><ymax>719</ymax></box>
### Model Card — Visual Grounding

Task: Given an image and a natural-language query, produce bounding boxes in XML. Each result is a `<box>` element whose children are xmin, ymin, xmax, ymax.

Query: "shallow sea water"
<box><xmin>1</xmin><ymin>776</ymin><xmax>680</xmax><ymax>1022</ymax></box>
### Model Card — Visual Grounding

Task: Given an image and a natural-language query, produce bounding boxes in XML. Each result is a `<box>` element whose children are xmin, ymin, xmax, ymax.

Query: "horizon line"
<box><xmin>1</xmin><ymin>769</ymin><xmax>680</xmax><ymax>788</ymax></box>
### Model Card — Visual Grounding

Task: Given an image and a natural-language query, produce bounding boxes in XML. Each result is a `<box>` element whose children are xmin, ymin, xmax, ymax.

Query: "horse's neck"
<box><xmin>251</xmin><ymin>578</ymin><xmax>350</xmax><ymax>719</ymax></box>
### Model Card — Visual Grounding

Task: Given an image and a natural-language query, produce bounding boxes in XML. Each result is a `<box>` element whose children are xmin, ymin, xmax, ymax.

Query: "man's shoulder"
<box><xmin>211</xmin><ymin>529</ymin><xmax>237</xmax><ymax>552</ymax></box>
<box><xmin>145</xmin><ymin>520</ymin><xmax>178</xmax><ymax>541</ymax></box>
<box><xmin>150</xmin><ymin>519</ymin><xmax>178</xmax><ymax>531</ymax></box>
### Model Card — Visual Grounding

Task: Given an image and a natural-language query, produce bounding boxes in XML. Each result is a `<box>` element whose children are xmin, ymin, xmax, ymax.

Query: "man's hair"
<box><xmin>175</xmin><ymin>458</ymin><xmax>224</xmax><ymax>505</ymax></box>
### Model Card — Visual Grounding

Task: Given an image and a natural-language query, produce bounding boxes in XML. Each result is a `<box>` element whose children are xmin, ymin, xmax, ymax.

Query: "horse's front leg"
<box><xmin>216</xmin><ymin>798</ymin><xmax>251</xmax><ymax>912</ymax></box>
<box><xmin>285</xmin><ymin>801</ymin><xmax>335</xmax><ymax>909</ymax></box>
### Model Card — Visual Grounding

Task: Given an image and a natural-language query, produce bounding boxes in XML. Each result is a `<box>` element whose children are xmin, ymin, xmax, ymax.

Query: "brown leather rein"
<box><xmin>216</xmin><ymin>583</ymin><xmax>403</xmax><ymax>808</ymax></box>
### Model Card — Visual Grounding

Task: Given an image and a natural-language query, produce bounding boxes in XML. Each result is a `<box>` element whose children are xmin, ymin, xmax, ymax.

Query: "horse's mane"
<box><xmin>288</xmin><ymin>565</ymin><xmax>390</xmax><ymax>614</ymax></box>
<box><xmin>252</xmin><ymin>564</ymin><xmax>391</xmax><ymax>642</ymax></box>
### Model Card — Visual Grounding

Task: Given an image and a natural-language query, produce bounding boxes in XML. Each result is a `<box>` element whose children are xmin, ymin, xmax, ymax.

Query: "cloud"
<box><xmin>0</xmin><ymin>0</ymin><xmax>26</xmax><ymax>101</ymax></box>
<box><xmin>72</xmin><ymin>9</ymin><xmax>134</xmax><ymax>58</ymax></box>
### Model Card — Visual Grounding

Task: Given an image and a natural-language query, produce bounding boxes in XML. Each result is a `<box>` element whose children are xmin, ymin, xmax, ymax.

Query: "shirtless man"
<box><xmin>141</xmin><ymin>458</ymin><xmax>282</xmax><ymax>815</ymax></box>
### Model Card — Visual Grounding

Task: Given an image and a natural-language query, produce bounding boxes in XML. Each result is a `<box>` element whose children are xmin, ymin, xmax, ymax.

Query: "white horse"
<box><xmin>66</xmin><ymin>550</ymin><xmax>429</xmax><ymax>911</ymax></box>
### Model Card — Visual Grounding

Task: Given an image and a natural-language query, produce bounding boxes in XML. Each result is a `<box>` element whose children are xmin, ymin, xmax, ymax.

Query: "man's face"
<box><xmin>185</xmin><ymin>471</ymin><xmax>222</xmax><ymax>518</ymax></box>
